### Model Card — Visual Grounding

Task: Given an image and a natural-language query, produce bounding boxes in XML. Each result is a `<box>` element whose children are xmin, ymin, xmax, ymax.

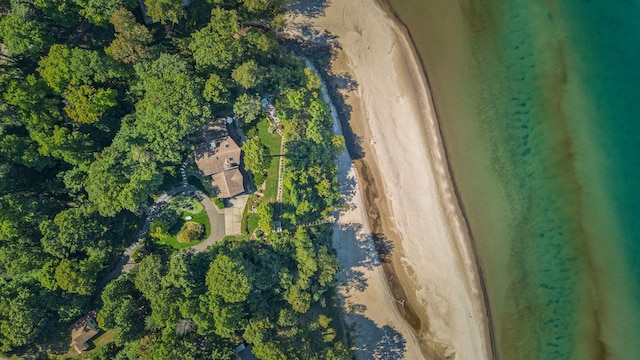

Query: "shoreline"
<box><xmin>301</xmin><ymin>57</ymin><xmax>426</xmax><ymax>359</ymax></box>
<box><xmin>378</xmin><ymin>0</ymin><xmax>497</xmax><ymax>355</ymax></box>
<box><xmin>287</xmin><ymin>0</ymin><xmax>493</xmax><ymax>358</ymax></box>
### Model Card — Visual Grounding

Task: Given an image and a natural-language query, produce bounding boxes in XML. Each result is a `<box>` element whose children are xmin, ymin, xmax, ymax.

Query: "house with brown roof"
<box><xmin>70</xmin><ymin>311</ymin><xmax>100</xmax><ymax>354</ymax></box>
<box><xmin>194</xmin><ymin>121</ymin><xmax>245</xmax><ymax>198</ymax></box>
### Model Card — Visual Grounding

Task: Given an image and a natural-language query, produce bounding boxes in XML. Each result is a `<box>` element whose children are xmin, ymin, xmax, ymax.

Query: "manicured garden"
<box><xmin>149</xmin><ymin>197</ymin><xmax>210</xmax><ymax>250</ymax></box>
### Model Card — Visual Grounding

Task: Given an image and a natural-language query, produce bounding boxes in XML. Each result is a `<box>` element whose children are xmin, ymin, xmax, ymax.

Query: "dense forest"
<box><xmin>0</xmin><ymin>0</ymin><xmax>349</xmax><ymax>358</ymax></box>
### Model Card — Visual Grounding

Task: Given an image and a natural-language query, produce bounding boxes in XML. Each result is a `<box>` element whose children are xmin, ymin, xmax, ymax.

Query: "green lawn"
<box><xmin>93</xmin><ymin>330</ymin><xmax>114</xmax><ymax>347</ymax></box>
<box><xmin>158</xmin><ymin>199</ymin><xmax>210</xmax><ymax>250</ymax></box>
<box><xmin>247</xmin><ymin>213</ymin><xmax>260</xmax><ymax>236</ymax></box>
<box><xmin>257</xmin><ymin>117</ymin><xmax>282</xmax><ymax>203</ymax></box>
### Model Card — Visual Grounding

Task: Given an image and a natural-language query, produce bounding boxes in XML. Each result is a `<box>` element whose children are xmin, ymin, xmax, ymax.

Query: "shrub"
<box><xmin>177</xmin><ymin>222</ymin><xmax>204</xmax><ymax>243</ymax></box>
<box><xmin>214</xmin><ymin>197</ymin><xmax>225</xmax><ymax>209</ymax></box>
<box><xmin>149</xmin><ymin>219</ymin><xmax>170</xmax><ymax>239</ymax></box>
<box><xmin>252</xmin><ymin>171</ymin><xmax>266</xmax><ymax>188</ymax></box>
<box><xmin>257</xmin><ymin>202</ymin><xmax>273</xmax><ymax>232</ymax></box>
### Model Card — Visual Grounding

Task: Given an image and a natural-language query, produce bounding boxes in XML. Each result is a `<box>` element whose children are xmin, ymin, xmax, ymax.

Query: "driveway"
<box><xmin>190</xmin><ymin>191</ymin><xmax>225</xmax><ymax>252</ymax></box>
<box><xmin>96</xmin><ymin>185</ymin><xmax>226</xmax><ymax>292</ymax></box>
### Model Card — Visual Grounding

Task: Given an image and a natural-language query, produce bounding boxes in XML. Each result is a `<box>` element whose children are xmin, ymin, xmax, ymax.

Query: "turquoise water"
<box><xmin>387</xmin><ymin>0</ymin><xmax>640</xmax><ymax>358</ymax></box>
<box><xmin>560</xmin><ymin>0</ymin><xmax>640</xmax><ymax>282</ymax></box>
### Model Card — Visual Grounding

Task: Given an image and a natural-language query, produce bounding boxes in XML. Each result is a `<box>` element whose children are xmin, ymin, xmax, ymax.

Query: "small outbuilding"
<box><xmin>70</xmin><ymin>310</ymin><xmax>100</xmax><ymax>354</ymax></box>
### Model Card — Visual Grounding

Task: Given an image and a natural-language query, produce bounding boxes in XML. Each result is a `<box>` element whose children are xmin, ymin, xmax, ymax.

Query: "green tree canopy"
<box><xmin>54</xmin><ymin>257</ymin><xmax>103</xmax><ymax>295</ymax></box>
<box><xmin>242</xmin><ymin>137</ymin><xmax>270</xmax><ymax>174</ymax></box>
<box><xmin>233</xmin><ymin>93</ymin><xmax>262</xmax><ymax>124</ymax></box>
<box><xmin>106</xmin><ymin>8</ymin><xmax>153</xmax><ymax>64</ymax></box>
<box><xmin>0</xmin><ymin>286</ymin><xmax>45</xmax><ymax>351</ymax></box>
<box><xmin>73</xmin><ymin>0</ymin><xmax>137</xmax><ymax>25</ymax></box>
<box><xmin>39</xmin><ymin>207</ymin><xmax>108</xmax><ymax>258</ymax></box>
<box><xmin>232</xmin><ymin>60</ymin><xmax>263</xmax><ymax>89</ymax></box>
<box><xmin>32</xmin><ymin>0</ymin><xmax>81</xmax><ymax>27</ymax></box>
<box><xmin>203</xmin><ymin>73</ymin><xmax>231</xmax><ymax>104</ymax></box>
<box><xmin>144</xmin><ymin>0</ymin><xmax>186</xmax><ymax>25</ymax></box>
<box><xmin>189</xmin><ymin>8</ymin><xmax>241</xmax><ymax>71</ymax></box>
<box><xmin>32</xmin><ymin>124</ymin><xmax>96</xmax><ymax>166</ymax></box>
<box><xmin>86</xmin><ymin>135</ymin><xmax>164</xmax><ymax>216</ymax></box>
<box><xmin>207</xmin><ymin>254</ymin><xmax>252</xmax><ymax>303</ymax></box>
<box><xmin>63</xmin><ymin>85</ymin><xmax>118</xmax><ymax>124</ymax></box>
<box><xmin>0</xmin><ymin>15</ymin><xmax>50</xmax><ymax>58</ymax></box>
<box><xmin>98</xmin><ymin>276</ymin><xmax>147</xmax><ymax>345</ymax></box>
<box><xmin>133</xmin><ymin>53</ymin><xmax>210</xmax><ymax>162</ymax></box>
<box><xmin>256</xmin><ymin>202</ymin><xmax>273</xmax><ymax>233</ymax></box>
<box><xmin>38</xmin><ymin>44</ymin><xmax>125</xmax><ymax>93</ymax></box>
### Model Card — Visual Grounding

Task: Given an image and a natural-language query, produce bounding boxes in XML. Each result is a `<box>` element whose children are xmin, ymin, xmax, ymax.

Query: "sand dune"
<box><xmin>288</xmin><ymin>0</ymin><xmax>493</xmax><ymax>359</ymax></box>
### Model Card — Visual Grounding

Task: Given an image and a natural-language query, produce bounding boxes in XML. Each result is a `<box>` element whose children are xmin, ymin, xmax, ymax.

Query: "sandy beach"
<box><xmin>287</xmin><ymin>1</ymin><xmax>493</xmax><ymax>359</ymax></box>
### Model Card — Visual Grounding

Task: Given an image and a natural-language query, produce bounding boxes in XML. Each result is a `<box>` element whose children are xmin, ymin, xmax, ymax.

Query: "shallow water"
<box><xmin>386</xmin><ymin>0</ymin><xmax>640</xmax><ymax>358</ymax></box>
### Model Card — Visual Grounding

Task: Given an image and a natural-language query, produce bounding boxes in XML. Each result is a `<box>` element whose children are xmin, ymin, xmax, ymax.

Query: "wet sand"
<box><xmin>287</xmin><ymin>0</ymin><xmax>493</xmax><ymax>358</ymax></box>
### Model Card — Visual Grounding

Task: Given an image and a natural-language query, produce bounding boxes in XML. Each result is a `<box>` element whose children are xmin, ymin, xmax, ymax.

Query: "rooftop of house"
<box><xmin>70</xmin><ymin>310</ymin><xmax>99</xmax><ymax>354</ymax></box>
<box><xmin>211</xmin><ymin>167</ymin><xmax>245</xmax><ymax>198</ymax></box>
<box><xmin>193</xmin><ymin>120</ymin><xmax>246</xmax><ymax>198</ymax></box>
<box><xmin>194</xmin><ymin>136</ymin><xmax>242</xmax><ymax>176</ymax></box>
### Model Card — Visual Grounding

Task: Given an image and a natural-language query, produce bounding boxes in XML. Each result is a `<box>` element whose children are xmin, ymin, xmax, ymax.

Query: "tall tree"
<box><xmin>232</xmin><ymin>59</ymin><xmax>264</xmax><ymax>90</ymax></box>
<box><xmin>203</xmin><ymin>73</ymin><xmax>231</xmax><ymax>105</ymax></box>
<box><xmin>242</xmin><ymin>137</ymin><xmax>270</xmax><ymax>174</ymax></box>
<box><xmin>133</xmin><ymin>53</ymin><xmax>210</xmax><ymax>162</ymax></box>
<box><xmin>233</xmin><ymin>93</ymin><xmax>262</xmax><ymax>124</ymax></box>
<box><xmin>189</xmin><ymin>8</ymin><xmax>242</xmax><ymax>71</ymax></box>
<box><xmin>38</xmin><ymin>44</ymin><xmax>125</xmax><ymax>93</ymax></box>
<box><xmin>256</xmin><ymin>202</ymin><xmax>273</xmax><ymax>233</ymax></box>
<box><xmin>98</xmin><ymin>276</ymin><xmax>147</xmax><ymax>345</ymax></box>
<box><xmin>106</xmin><ymin>8</ymin><xmax>153</xmax><ymax>64</ymax></box>
<box><xmin>0</xmin><ymin>286</ymin><xmax>45</xmax><ymax>351</ymax></box>
<box><xmin>0</xmin><ymin>15</ymin><xmax>50</xmax><ymax>58</ymax></box>
<box><xmin>207</xmin><ymin>254</ymin><xmax>252</xmax><ymax>304</ymax></box>
<box><xmin>31</xmin><ymin>123</ymin><xmax>95</xmax><ymax>166</ymax></box>
<box><xmin>63</xmin><ymin>84</ymin><xmax>118</xmax><ymax>124</ymax></box>
<box><xmin>33</xmin><ymin>0</ymin><xmax>81</xmax><ymax>27</ymax></box>
<box><xmin>73</xmin><ymin>0</ymin><xmax>137</xmax><ymax>25</ymax></box>
<box><xmin>39</xmin><ymin>207</ymin><xmax>108</xmax><ymax>258</ymax></box>
<box><xmin>144</xmin><ymin>0</ymin><xmax>186</xmax><ymax>25</ymax></box>
<box><xmin>86</xmin><ymin>143</ymin><xmax>164</xmax><ymax>216</ymax></box>
<box><xmin>54</xmin><ymin>257</ymin><xmax>102</xmax><ymax>295</ymax></box>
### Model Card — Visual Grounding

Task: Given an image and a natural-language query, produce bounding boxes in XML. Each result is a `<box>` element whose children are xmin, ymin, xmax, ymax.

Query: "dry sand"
<box><xmin>288</xmin><ymin>1</ymin><xmax>493</xmax><ymax>359</ymax></box>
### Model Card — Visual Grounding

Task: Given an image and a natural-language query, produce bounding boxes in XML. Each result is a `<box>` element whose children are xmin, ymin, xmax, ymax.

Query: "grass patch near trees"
<box><xmin>93</xmin><ymin>330</ymin><xmax>115</xmax><ymax>347</ymax></box>
<box><xmin>155</xmin><ymin>198</ymin><xmax>210</xmax><ymax>250</ymax></box>
<box><xmin>257</xmin><ymin>117</ymin><xmax>281</xmax><ymax>202</ymax></box>
<box><xmin>247</xmin><ymin>213</ymin><xmax>260</xmax><ymax>236</ymax></box>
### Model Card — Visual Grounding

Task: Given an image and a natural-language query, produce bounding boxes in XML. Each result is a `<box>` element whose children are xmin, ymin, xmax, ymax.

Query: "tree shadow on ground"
<box><xmin>372</xmin><ymin>233</ymin><xmax>394</xmax><ymax>264</ymax></box>
<box><xmin>288</xmin><ymin>0</ymin><xmax>329</xmax><ymax>18</ymax></box>
<box><xmin>346</xmin><ymin>314</ymin><xmax>407</xmax><ymax>360</ymax></box>
<box><xmin>343</xmin><ymin>268</ymin><xmax>368</xmax><ymax>292</ymax></box>
<box><xmin>334</xmin><ymin>222</ymin><xmax>380</xmax><ymax>270</ymax></box>
<box><xmin>335</xmin><ymin>153</ymin><xmax>358</xmax><ymax>204</ymax></box>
